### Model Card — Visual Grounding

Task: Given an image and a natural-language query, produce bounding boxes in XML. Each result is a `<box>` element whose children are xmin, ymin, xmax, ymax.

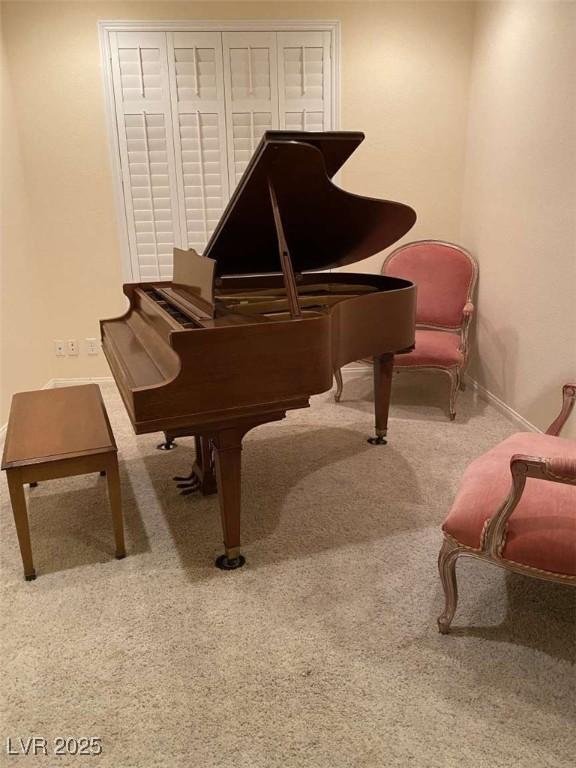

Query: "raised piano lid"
<box><xmin>203</xmin><ymin>130</ymin><xmax>417</xmax><ymax>276</ymax></box>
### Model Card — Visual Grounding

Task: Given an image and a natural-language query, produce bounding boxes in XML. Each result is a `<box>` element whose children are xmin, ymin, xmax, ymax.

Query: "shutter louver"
<box><xmin>168</xmin><ymin>32</ymin><xmax>229</xmax><ymax>254</ymax></box>
<box><xmin>223</xmin><ymin>32</ymin><xmax>279</xmax><ymax>188</ymax></box>
<box><xmin>111</xmin><ymin>31</ymin><xmax>181</xmax><ymax>281</ymax></box>
<box><xmin>277</xmin><ymin>32</ymin><xmax>332</xmax><ymax>134</ymax></box>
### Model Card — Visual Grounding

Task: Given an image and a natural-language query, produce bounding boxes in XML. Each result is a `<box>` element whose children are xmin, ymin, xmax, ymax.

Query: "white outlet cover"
<box><xmin>67</xmin><ymin>339</ymin><xmax>79</xmax><ymax>356</ymax></box>
<box><xmin>86</xmin><ymin>338</ymin><xmax>100</xmax><ymax>355</ymax></box>
<box><xmin>54</xmin><ymin>340</ymin><xmax>66</xmax><ymax>357</ymax></box>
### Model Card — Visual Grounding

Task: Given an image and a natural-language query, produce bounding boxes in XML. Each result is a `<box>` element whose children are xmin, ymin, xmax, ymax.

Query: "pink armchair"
<box><xmin>334</xmin><ymin>240</ymin><xmax>478</xmax><ymax>420</ymax></box>
<box><xmin>438</xmin><ymin>384</ymin><xmax>576</xmax><ymax>634</ymax></box>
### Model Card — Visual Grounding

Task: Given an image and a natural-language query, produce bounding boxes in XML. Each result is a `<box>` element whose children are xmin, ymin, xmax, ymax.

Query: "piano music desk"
<box><xmin>1</xmin><ymin>385</ymin><xmax>125</xmax><ymax>580</ymax></box>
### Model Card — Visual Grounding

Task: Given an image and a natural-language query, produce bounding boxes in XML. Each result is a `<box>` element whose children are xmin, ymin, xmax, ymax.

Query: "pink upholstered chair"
<box><xmin>334</xmin><ymin>240</ymin><xmax>478</xmax><ymax>420</ymax></box>
<box><xmin>438</xmin><ymin>383</ymin><xmax>576</xmax><ymax>634</ymax></box>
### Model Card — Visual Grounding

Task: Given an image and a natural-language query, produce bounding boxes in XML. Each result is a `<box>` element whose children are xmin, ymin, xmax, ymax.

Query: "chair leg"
<box><xmin>437</xmin><ymin>538</ymin><xmax>461</xmax><ymax>634</ymax></box>
<box><xmin>447</xmin><ymin>369</ymin><xmax>460</xmax><ymax>421</ymax></box>
<box><xmin>334</xmin><ymin>368</ymin><xmax>344</xmax><ymax>403</ymax></box>
<box><xmin>459</xmin><ymin>378</ymin><xmax>466</xmax><ymax>391</ymax></box>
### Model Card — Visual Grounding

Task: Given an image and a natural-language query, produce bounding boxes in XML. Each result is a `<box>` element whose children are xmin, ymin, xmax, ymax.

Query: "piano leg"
<box><xmin>368</xmin><ymin>353</ymin><xmax>394</xmax><ymax>445</ymax></box>
<box><xmin>169</xmin><ymin>411</ymin><xmax>288</xmax><ymax>567</ymax></box>
<box><xmin>211</xmin><ymin>428</ymin><xmax>246</xmax><ymax>570</ymax></box>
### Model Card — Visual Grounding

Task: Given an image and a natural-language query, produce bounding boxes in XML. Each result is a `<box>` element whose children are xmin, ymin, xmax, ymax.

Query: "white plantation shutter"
<box><xmin>277</xmin><ymin>32</ymin><xmax>331</xmax><ymax>132</ymax></box>
<box><xmin>105</xmin><ymin>26</ymin><xmax>336</xmax><ymax>280</ymax></box>
<box><xmin>222</xmin><ymin>32</ymin><xmax>279</xmax><ymax>189</ymax></box>
<box><xmin>167</xmin><ymin>32</ymin><xmax>229</xmax><ymax>254</ymax></box>
<box><xmin>110</xmin><ymin>31</ymin><xmax>181</xmax><ymax>280</ymax></box>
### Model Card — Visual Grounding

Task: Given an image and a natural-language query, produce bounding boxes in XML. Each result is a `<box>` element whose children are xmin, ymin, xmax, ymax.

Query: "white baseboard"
<box><xmin>340</xmin><ymin>363</ymin><xmax>372</xmax><ymax>376</ymax></box>
<box><xmin>0</xmin><ymin>373</ymin><xmax>540</xmax><ymax>440</ymax></box>
<box><xmin>464</xmin><ymin>375</ymin><xmax>541</xmax><ymax>433</ymax></box>
<box><xmin>339</xmin><ymin>364</ymin><xmax>540</xmax><ymax>433</ymax></box>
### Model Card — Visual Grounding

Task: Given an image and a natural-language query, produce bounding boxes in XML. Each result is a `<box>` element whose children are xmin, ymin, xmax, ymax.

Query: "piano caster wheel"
<box><xmin>215</xmin><ymin>554</ymin><xmax>246</xmax><ymax>571</ymax></box>
<box><xmin>367</xmin><ymin>435</ymin><xmax>387</xmax><ymax>445</ymax></box>
<box><xmin>99</xmin><ymin>470</ymin><xmax>106</xmax><ymax>476</ymax></box>
<box><xmin>449</xmin><ymin>413</ymin><xmax>456</xmax><ymax>422</ymax></box>
<box><xmin>157</xmin><ymin>437</ymin><xmax>177</xmax><ymax>451</ymax></box>
<box><xmin>29</xmin><ymin>482</ymin><xmax>39</xmax><ymax>488</ymax></box>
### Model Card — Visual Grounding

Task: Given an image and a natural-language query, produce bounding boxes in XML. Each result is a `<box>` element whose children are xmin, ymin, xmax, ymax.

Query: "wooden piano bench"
<box><xmin>1</xmin><ymin>384</ymin><xmax>126</xmax><ymax>581</ymax></box>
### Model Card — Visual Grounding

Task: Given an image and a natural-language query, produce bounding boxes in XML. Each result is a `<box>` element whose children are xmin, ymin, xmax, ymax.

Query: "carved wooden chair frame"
<box><xmin>334</xmin><ymin>240</ymin><xmax>478</xmax><ymax>420</ymax></box>
<box><xmin>438</xmin><ymin>383</ymin><xmax>576</xmax><ymax>634</ymax></box>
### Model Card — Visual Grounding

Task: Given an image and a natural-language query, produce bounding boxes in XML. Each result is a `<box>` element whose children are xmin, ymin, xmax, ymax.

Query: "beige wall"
<box><xmin>461</xmin><ymin>1</ymin><xmax>576</xmax><ymax>437</ymax></box>
<box><xmin>1</xmin><ymin>30</ymin><xmax>52</xmax><ymax>420</ymax></box>
<box><xmin>3</xmin><ymin>2</ymin><xmax>575</xmax><ymax>436</ymax></box>
<box><xmin>0</xmin><ymin>1</ymin><xmax>475</xmax><ymax>423</ymax></box>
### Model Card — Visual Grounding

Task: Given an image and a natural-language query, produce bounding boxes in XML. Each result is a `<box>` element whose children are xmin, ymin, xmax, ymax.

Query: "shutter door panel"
<box><xmin>277</xmin><ymin>31</ymin><xmax>332</xmax><ymax>133</ymax></box>
<box><xmin>223</xmin><ymin>32</ymin><xmax>279</xmax><ymax>189</ymax></box>
<box><xmin>111</xmin><ymin>31</ymin><xmax>181</xmax><ymax>280</ymax></box>
<box><xmin>168</xmin><ymin>32</ymin><xmax>229</xmax><ymax>253</ymax></box>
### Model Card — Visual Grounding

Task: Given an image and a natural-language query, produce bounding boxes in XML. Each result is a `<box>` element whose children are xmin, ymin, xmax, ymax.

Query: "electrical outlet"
<box><xmin>67</xmin><ymin>339</ymin><xmax>79</xmax><ymax>356</ymax></box>
<box><xmin>86</xmin><ymin>338</ymin><xmax>100</xmax><ymax>355</ymax></box>
<box><xmin>54</xmin><ymin>340</ymin><xmax>66</xmax><ymax>357</ymax></box>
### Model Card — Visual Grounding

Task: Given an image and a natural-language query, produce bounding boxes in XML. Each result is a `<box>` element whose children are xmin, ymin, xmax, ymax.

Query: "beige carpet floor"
<box><xmin>1</xmin><ymin>373</ymin><xmax>574</xmax><ymax>768</ymax></box>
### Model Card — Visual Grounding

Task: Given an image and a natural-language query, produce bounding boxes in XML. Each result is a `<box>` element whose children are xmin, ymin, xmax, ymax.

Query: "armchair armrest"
<box><xmin>483</xmin><ymin>453</ymin><xmax>576</xmax><ymax>557</ymax></box>
<box><xmin>546</xmin><ymin>456</ymin><xmax>576</xmax><ymax>483</ymax></box>
<box><xmin>458</xmin><ymin>302</ymin><xmax>475</xmax><ymax>358</ymax></box>
<box><xmin>546</xmin><ymin>383</ymin><xmax>576</xmax><ymax>436</ymax></box>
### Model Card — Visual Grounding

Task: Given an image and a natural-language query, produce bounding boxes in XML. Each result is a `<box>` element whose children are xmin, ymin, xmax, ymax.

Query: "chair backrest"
<box><xmin>383</xmin><ymin>240</ymin><xmax>477</xmax><ymax>330</ymax></box>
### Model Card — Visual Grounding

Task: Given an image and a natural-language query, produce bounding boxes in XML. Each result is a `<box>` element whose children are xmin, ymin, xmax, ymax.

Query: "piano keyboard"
<box><xmin>140</xmin><ymin>287</ymin><xmax>199</xmax><ymax>328</ymax></box>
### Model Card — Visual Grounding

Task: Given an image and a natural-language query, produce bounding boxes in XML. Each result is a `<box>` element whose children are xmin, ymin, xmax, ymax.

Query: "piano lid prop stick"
<box><xmin>267</xmin><ymin>178</ymin><xmax>302</xmax><ymax>320</ymax></box>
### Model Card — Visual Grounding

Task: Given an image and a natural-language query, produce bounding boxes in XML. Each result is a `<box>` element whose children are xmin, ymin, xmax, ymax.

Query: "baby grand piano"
<box><xmin>101</xmin><ymin>131</ymin><xmax>417</xmax><ymax>569</ymax></box>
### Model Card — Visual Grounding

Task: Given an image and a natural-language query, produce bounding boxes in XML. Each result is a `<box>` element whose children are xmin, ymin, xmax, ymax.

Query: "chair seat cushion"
<box><xmin>394</xmin><ymin>330</ymin><xmax>463</xmax><ymax>368</ymax></box>
<box><xmin>443</xmin><ymin>433</ymin><xmax>576</xmax><ymax>576</ymax></box>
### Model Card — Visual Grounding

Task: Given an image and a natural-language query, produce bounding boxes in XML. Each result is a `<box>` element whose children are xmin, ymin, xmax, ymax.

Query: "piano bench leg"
<box><xmin>215</xmin><ymin>550</ymin><xmax>246</xmax><ymax>570</ymax></box>
<box><xmin>157</xmin><ymin>433</ymin><xmax>177</xmax><ymax>451</ymax></box>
